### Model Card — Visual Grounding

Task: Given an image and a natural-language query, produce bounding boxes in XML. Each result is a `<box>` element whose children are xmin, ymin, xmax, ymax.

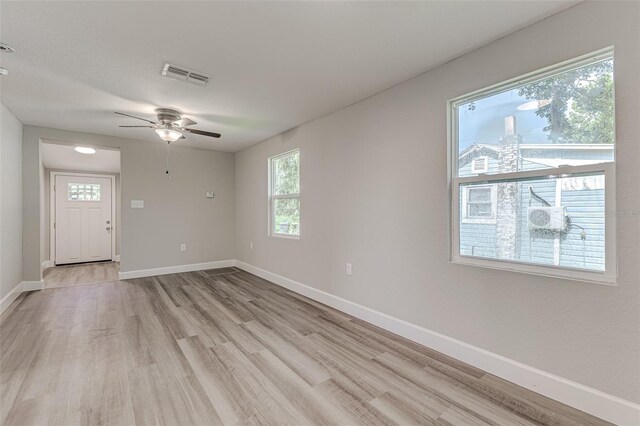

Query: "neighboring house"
<box><xmin>458</xmin><ymin>141</ymin><xmax>613</xmax><ymax>271</ymax></box>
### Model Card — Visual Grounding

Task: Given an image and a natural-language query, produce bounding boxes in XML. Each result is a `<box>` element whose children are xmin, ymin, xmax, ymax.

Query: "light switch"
<box><xmin>205</xmin><ymin>192</ymin><xmax>214</xmax><ymax>198</ymax></box>
<box><xmin>131</xmin><ymin>200</ymin><xmax>144</xmax><ymax>208</ymax></box>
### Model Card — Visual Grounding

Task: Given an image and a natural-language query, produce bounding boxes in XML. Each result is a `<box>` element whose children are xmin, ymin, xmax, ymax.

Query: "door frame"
<box><xmin>50</xmin><ymin>171</ymin><xmax>117</xmax><ymax>265</ymax></box>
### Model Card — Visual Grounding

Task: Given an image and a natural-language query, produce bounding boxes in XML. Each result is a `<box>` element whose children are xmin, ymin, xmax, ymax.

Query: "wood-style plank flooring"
<box><xmin>1</xmin><ymin>267</ymin><xmax>610</xmax><ymax>426</ymax></box>
<box><xmin>43</xmin><ymin>261</ymin><xmax>119</xmax><ymax>289</ymax></box>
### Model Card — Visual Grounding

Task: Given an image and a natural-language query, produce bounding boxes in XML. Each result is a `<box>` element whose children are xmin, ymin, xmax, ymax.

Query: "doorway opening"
<box><xmin>41</xmin><ymin>142</ymin><xmax>121</xmax><ymax>289</ymax></box>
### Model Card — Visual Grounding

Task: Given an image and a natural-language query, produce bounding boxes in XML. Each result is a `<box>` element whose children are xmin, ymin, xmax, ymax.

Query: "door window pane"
<box><xmin>67</xmin><ymin>183</ymin><xmax>101</xmax><ymax>201</ymax></box>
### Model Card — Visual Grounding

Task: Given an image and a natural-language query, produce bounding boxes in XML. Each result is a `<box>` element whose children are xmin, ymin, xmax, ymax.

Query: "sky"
<box><xmin>457</xmin><ymin>88</ymin><xmax>550</xmax><ymax>151</ymax></box>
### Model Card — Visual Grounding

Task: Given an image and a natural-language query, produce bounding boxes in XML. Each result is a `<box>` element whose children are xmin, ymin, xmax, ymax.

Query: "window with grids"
<box><xmin>67</xmin><ymin>183</ymin><xmax>101</xmax><ymax>201</ymax></box>
<box><xmin>269</xmin><ymin>149</ymin><xmax>300</xmax><ymax>237</ymax></box>
<box><xmin>449</xmin><ymin>49</ymin><xmax>616</xmax><ymax>283</ymax></box>
<box><xmin>462</xmin><ymin>185</ymin><xmax>496</xmax><ymax>224</ymax></box>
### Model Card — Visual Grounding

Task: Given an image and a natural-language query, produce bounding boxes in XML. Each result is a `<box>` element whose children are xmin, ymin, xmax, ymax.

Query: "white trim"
<box><xmin>455</xmin><ymin>163</ymin><xmax>613</xmax><ymax>185</ymax></box>
<box><xmin>21</xmin><ymin>281</ymin><xmax>44</xmax><ymax>291</ymax></box>
<box><xmin>233</xmin><ymin>260</ymin><xmax>639</xmax><ymax>426</ymax></box>
<box><xmin>42</xmin><ymin>260</ymin><xmax>53</xmax><ymax>270</ymax></box>
<box><xmin>118</xmin><ymin>259</ymin><xmax>235</xmax><ymax>280</ymax></box>
<box><xmin>115</xmin><ymin>255</ymin><xmax>120</xmax><ymax>262</ymax></box>
<box><xmin>0</xmin><ymin>281</ymin><xmax>44</xmax><ymax>315</ymax></box>
<box><xmin>50</xmin><ymin>171</ymin><xmax>117</xmax><ymax>265</ymax></box>
<box><xmin>0</xmin><ymin>282</ymin><xmax>23</xmax><ymax>315</ymax></box>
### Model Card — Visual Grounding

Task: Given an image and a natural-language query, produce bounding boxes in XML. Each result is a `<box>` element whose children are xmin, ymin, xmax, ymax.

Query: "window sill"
<box><xmin>461</xmin><ymin>218</ymin><xmax>497</xmax><ymax>225</ymax></box>
<box><xmin>451</xmin><ymin>255</ymin><xmax>617</xmax><ymax>286</ymax></box>
<box><xmin>270</xmin><ymin>233</ymin><xmax>300</xmax><ymax>240</ymax></box>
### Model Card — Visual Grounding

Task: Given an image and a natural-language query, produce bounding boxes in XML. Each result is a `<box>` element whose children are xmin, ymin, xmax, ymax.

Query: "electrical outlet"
<box><xmin>346</xmin><ymin>263</ymin><xmax>352</xmax><ymax>276</ymax></box>
<box><xmin>249</xmin><ymin>241</ymin><xmax>254</xmax><ymax>250</ymax></box>
<box><xmin>180</xmin><ymin>243</ymin><xmax>187</xmax><ymax>252</ymax></box>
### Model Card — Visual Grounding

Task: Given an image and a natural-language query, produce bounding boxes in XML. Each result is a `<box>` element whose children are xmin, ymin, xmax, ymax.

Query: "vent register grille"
<box><xmin>162</xmin><ymin>63</ymin><xmax>210</xmax><ymax>86</ymax></box>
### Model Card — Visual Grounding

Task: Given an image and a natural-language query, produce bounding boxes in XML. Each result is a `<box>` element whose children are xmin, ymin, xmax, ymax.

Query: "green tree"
<box><xmin>564</xmin><ymin>73</ymin><xmax>614</xmax><ymax>144</ymax></box>
<box><xmin>518</xmin><ymin>59</ymin><xmax>614</xmax><ymax>144</ymax></box>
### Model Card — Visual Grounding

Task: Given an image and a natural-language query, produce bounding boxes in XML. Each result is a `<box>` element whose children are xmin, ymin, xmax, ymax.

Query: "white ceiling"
<box><xmin>41</xmin><ymin>142</ymin><xmax>121</xmax><ymax>173</ymax></box>
<box><xmin>1</xmin><ymin>1</ymin><xmax>577</xmax><ymax>152</ymax></box>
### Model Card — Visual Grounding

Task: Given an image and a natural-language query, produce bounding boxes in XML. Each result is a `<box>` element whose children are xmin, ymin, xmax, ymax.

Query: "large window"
<box><xmin>269</xmin><ymin>149</ymin><xmax>300</xmax><ymax>238</ymax></box>
<box><xmin>449</xmin><ymin>48</ymin><xmax>616</xmax><ymax>284</ymax></box>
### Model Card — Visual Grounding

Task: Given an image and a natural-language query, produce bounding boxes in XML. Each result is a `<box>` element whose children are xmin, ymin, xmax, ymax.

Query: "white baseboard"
<box><xmin>21</xmin><ymin>280</ymin><xmax>44</xmax><ymax>292</ymax></box>
<box><xmin>114</xmin><ymin>255</ymin><xmax>120</xmax><ymax>262</ymax></box>
<box><xmin>0</xmin><ymin>282</ymin><xmax>23</xmax><ymax>315</ymax></box>
<box><xmin>234</xmin><ymin>260</ymin><xmax>640</xmax><ymax>426</ymax></box>
<box><xmin>119</xmin><ymin>259</ymin><xmax>235</xmax><ymax>280</ymax></box>
<box><xmin>0</xmin><ymin>280</ymin><xmax>44</xmax><ymax>315</ymax></box>
<box><xmin>42</xmin><ymin>260</ymin><xmax>53</xmax><ymax>270</ymax></box>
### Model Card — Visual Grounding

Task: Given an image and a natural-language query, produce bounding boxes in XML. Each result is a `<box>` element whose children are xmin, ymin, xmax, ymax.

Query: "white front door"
<box><xmin>55</xmin><ymin>175</ymin><xmax>113</xmax><ymax>265</ymax></box>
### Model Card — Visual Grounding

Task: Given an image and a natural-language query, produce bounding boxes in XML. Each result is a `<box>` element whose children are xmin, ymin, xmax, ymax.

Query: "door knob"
<box><xmin>106</xmin><ymin>220</ymin><xmax>111</xmax><ymax>224</ymax></box>
<box><xmin>106</xmin><ymin>227</ymin><xmax>111</xmax><ymax>231</ymax></box>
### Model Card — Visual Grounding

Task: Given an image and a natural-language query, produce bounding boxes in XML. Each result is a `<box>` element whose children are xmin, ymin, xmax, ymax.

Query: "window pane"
<box><xmin>67</xmin><ymin>183</ymin><xmax>101</xmax><ymax>201</ymax></box>
<box><xmin>469</xmin><ymin>203</ymin><xmax>492</xmax><ymax>218</ymax></box>
<box><xmin>457</xmin><ymin>57</ymin><xmax>614</xmax><ymax>177</ymax></box>
<box><xmin>459</xmin><ymin>173</ymin><xmax>605</xmax><ymax>271</ymax></box>
<box><xmin>272</xmin><ymin>151</ymin><xmax>300</xmax><ymax>195</ymax></box>
<box><xmin>468</xmin><ymin>187</ymin><xmax>491</xmax><ymax>203</ymax></box>
<box><xmin>273</xmin><ymin>197</ymin><xmax>300</xmax><ymax>236</ymax></box>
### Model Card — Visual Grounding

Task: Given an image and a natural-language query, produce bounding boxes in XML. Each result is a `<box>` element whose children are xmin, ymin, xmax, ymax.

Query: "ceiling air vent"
<box><xmin>161</xmin><ymin>63</ymin><xmax>210</xmax><ymax>86</ymax></box>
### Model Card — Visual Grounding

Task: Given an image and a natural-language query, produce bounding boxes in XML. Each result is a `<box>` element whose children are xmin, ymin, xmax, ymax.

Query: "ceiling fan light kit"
<box><xmin>155</xmin><ymin>127</ymin><xmax>183</xmax><ymax>142</ymax></box>
<box><xmin>116</xmin><ymin>108</ymin><xmax>221</xmax><ymax>176</ymax></box>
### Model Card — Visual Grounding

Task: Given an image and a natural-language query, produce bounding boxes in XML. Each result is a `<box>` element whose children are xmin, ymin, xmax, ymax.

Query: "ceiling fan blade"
<box><xmin>175</xmin><ymin>118</ymin><xmax>197</xmax><ymax>127</ymax></box>
<box><xmin>114</xmin><ymin>111</ymin><xmax>158</xmax><ymax>124</ymax></box>
<box><xmin>119</xmin><ymin>125</ymin><xmax>154</xmax><ymax>128</ymax></box>
<box><xmin>183</xmin><ymin>128</ymin><xmax>221</xmax><ymax>138</ymax></box>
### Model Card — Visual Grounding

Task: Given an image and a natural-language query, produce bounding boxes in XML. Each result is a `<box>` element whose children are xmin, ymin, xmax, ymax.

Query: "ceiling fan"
<box><xmin>115</xmin><ymin>108</ymin><xmax>221</xmax><ymax>142</ymax></box>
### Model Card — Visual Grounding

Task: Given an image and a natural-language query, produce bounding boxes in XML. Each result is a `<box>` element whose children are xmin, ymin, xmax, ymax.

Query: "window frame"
<box><xmin>268</xmin><ymin>149</ymin><xmax>301</xmax><ymax>239</ymax></box>
<box><xmin>461</xmin><ymin>184</ymin><xmax>497</xmax><ymax>224</ymax></box>
<box><xmin>448</xmin><ymin>48</ymin><xmax>617</xmax><ymax>285</ymax></box>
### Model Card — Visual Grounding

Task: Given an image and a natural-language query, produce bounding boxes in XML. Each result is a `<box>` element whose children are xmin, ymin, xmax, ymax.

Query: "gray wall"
<box><xmin>1</xmin><ymin>104</ymin><xmax>23</xmax><ymax>300</ymax></box>
<box><xmin>22</xmin><ymin>126</ymin><xmax>235</xmax><ymax>280</ymax></box>
<box><xmin>235</xmin><ymin>1</ymin><xmax>640</xmax><ymax>403</ymax></box>
<box><xmin>43</xmin><ymin>168</ymin><xmax>121</xmax><ymax>263</ymax></box>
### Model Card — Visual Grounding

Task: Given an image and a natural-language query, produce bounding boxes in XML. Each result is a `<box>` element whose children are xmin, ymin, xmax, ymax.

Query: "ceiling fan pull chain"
<box><xmin>166</xmin><ymin>141</ymin><xmax>171</xmax><ymax>178</ymax></box>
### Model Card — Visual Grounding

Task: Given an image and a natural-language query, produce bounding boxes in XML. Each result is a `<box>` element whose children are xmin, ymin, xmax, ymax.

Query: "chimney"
<box><xmin>504</xmin><ymin>115</ymin><xmax>516</xmax><ymax>137</ymax></box>
<box><xmin>495</xmin><ymin>115</ymin><xmax>520</xmax><ymax>261</ymax></box>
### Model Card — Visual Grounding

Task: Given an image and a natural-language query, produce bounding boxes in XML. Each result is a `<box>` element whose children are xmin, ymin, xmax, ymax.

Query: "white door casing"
<box><xmin>53</xmin><ymin>173</ymin><xmax>114</xmax><ymax>265</ymax></box>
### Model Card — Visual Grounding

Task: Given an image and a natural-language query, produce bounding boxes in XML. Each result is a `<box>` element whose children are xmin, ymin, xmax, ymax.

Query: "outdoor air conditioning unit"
<box><xmin>528</xmin><ymin>207</ymin><xmax>568</xmax><ymax>232</ymax></box>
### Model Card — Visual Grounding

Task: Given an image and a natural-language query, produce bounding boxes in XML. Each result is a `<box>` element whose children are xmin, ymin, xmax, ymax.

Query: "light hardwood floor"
<box><xmin>1</xmin><ymin>268</ymin><xmax>610</xmax><ymax>426</ymax></box>
<box><xmin>43</xmin><ymin>261</ymin><xmax>119</xmax><ymax>289</ymax></box>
